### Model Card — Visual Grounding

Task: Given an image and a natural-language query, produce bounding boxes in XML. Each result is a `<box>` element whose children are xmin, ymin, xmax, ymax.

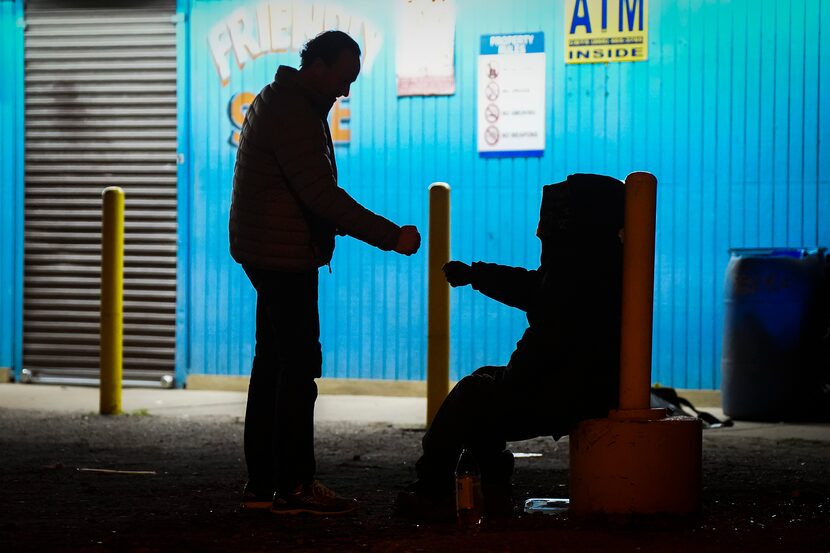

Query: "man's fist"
<box><xmin>442</xmin><ymin>261</ymin><xmax>472</xmax><ymax>287</ymax></box>
<box><xmin>394</xmin><ymin>225</ymin><xmax>421</xmax><ymax>255</ymax></box>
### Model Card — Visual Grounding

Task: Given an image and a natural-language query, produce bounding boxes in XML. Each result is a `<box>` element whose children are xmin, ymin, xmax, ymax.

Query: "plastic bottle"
<box><xmin>455</xmin><ymin>448</ymin><xmax>484</xmax><ymax>527</ymax></box>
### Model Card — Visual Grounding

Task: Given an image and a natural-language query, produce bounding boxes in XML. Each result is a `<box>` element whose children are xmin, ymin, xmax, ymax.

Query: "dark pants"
<box><xmin>242</xmin><ymin>265</ymin><xmax>321</xmax><ymax>494</ymax></box>
<box><xmin>415</xmin><ymin>365</ymin><xmax>551</xmax><ymax>495</ymax></box>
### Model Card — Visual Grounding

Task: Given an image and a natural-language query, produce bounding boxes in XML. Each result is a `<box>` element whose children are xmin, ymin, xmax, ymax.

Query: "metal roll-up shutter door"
<box><xmin>23</xmin><ymin>0</ymin><xmax>178</xmax><ymax>387</ymax></box>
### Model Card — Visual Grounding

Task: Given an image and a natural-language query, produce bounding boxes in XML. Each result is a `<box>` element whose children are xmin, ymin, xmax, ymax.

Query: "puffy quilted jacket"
<box><xmin>229</xmin><ymin>65</ymin><xmax>401</xmax><ymax>271</ymax></box>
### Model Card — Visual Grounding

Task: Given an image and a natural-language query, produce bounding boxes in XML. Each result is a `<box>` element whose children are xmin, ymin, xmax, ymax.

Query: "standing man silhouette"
<box><xmin>229</xmin><ymin>30</ymin><xmax>420</xmax><ymax>515</ymax></box>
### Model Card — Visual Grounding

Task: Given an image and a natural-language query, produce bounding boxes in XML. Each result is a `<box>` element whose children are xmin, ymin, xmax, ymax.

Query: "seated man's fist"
<box><xmin>394</xmin><ymin>225</ymin><xmax>421</xmax><ymax>255</ymax></box>
<box><xmin>442</xmin><ymin>261</ymin><xmax>472</xmax><ymax>287</ymax></box>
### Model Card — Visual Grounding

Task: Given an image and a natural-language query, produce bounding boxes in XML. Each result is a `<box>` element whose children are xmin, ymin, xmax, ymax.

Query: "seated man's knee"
<box><xmin>455</xmin><ymin>373</ymin><xmax>489</xmax><ymax>394</ymax></box>
<box><xmin>452</xmin><ymin>372</ymin><xmax>503</xmax><ymax>407</ymax></box>
<box><xmin>471</xmin><ymin>365</ymin><xmax>506</xmax><ymax>379</ymax></box>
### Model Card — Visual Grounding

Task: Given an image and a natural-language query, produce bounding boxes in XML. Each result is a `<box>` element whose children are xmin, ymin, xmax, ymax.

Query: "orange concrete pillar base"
<box><xmin>569</xmin><ymin>413</ymin><xmax>703</xmax><ymax>514</ymax></box>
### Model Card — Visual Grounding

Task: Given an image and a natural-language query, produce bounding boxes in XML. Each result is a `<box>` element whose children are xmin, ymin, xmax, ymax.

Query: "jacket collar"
<box><xmin>274</xmin><ymin>65</ymin><xmax>334</xmax><ymax>118</ymax></box>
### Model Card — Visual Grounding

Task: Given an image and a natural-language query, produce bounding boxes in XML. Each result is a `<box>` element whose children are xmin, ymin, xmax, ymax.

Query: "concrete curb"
<box><xmin>1</xmin><ymin>383</ymin><xmax>828</xmax><ymax>441</ymax></box>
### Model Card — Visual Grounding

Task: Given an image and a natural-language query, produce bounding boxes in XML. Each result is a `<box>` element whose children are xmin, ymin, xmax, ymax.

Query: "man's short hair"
<box><xmin>299</xmin><ymin>30</ymin><xmax>361</xmax><ymax>68</ymax></box>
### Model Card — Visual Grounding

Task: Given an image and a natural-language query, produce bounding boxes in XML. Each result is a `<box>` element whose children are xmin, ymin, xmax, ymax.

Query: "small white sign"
<box><xmin>396</xmin><ymin>0</ymin><xmax>457</xmax><ymax>96</ymax></box>
<box><xmin>477</xmin><ymin>32</ymin><xmax>545</xmax><ymax>157</ymax></box>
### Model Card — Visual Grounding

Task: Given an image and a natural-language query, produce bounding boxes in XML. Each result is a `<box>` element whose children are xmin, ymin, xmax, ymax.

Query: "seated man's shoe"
<box><xmin>270</xmin><ymin>480</ymin><xmax>358</xmax><ymax>516</ymax></box>
<box><xmin>482</xmin><ymin>449</ymin><xmax>515</xmax><ymax>519</ymax></box>
<box><xmin>241</xmin><ymin>482</ymin><xmax>274</xmax><ymax>510</ymax></box>
<box><xmin>483</xmin><ymin>482</ymin><xmax>513</xmax><ymax>519</ymax></box>
<box><xmin>394</xmin><ymin>480</ymin><xmax>455</xmax><ymax>522</ymax></box>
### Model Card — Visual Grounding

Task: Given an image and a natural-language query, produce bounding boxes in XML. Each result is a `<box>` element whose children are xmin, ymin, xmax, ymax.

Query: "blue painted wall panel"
<box><xmin>710</xmin><ymin>0</ymin><xmax>732</xmax><ymax>391</ymax></box>
<box><xmin>182</xmin><ymin>0</ymin><xmax>830</xmax><ymax>389</ymax></box>
<box><xmin>0</xmin><ymin>0</ymin><xmax>24</xmax><ymax>375</ymax></box>
<box><xmin>175</xmin><ymin>0</ymin><xmax>192</xmax><ymax>386</ymax></box>
<box><xmin>788</xmin><ymin>0</ymin><xmax>806</xmax><ymax>247</ymax></box>
<box><xmin>820</xmin><ymin>1</ymin><xmax>830</xmax><ymax>245</ymax></box>
<box><xmin>807</xmin><ymin>1</ymin><xmax>823</xmax><ymax>245</ymax></box>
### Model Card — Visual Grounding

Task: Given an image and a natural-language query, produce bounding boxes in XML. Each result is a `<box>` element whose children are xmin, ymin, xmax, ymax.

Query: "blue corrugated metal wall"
<box><xmin>0</xmin><ymin>0</ymin><xmax>24</xmax><ymax>375</ymax></box>
<box><xmin>183</xmin><ymin>0</ymin><xmax>830</xmax><ymax>389</ymax></box>
<box><xmin>175</xmin><ymin>0</ymin><xmax>192</xmax><ymax>388</ymax></box>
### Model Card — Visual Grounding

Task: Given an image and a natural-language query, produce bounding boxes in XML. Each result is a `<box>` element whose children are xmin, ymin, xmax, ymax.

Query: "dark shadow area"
<box><xmin>1</xmin><ymin>409</ymin><xmax>828</xmax><ymax>552</ymax></box>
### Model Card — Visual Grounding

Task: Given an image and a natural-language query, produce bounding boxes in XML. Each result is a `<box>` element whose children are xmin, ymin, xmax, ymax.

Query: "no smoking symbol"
<box><xmin>485</xmin><ymin>125</ymin><xmax>500</xmax><ymax>146</ymax></box>
<box><xmin>485</xmin><ymin>82</ymin><xmax>499</xmax><ymax>101</ymax></box>
<box><xmin>485</xmin><ymin>103</ymin><xmax>499</xmax><ymax>123</ymax></box>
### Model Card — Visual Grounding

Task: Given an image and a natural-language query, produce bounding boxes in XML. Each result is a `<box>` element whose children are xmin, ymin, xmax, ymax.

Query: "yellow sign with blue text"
<box><xmin>565</xmin><ymin>0</ymin><xmax>648</xmax><ymax>64</ymax></box>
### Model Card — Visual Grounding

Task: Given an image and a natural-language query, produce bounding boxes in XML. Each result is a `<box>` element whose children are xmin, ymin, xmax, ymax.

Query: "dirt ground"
<box><xmin>1</xmin><ymin>409</ymin><xmax>828</xmax><ymax>553</ymax></box>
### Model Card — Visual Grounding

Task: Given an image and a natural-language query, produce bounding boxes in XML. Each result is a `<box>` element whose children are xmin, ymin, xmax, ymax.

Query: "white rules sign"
<box><xmin>477</xmin><ymin>32</ymin><xmax>546</xmax><ymax>158</ymax></box>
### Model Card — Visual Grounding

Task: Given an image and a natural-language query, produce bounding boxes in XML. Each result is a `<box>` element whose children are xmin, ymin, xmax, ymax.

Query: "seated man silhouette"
<box><xmin>396</xmin><ymin>173</ymin><xmax>626</xmax><ymax>520</ymax></box>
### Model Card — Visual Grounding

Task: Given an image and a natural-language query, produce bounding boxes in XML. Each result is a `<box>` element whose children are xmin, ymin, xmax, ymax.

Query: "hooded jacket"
<box><xmin>229</xmin><ymin>65</ymin><xmax>401</xmax><ymax>271</ymax></box>
<box><xmin>464</xmin><ymin>174</ymin><xmax>625</xmax><ymax>435</ymax></box>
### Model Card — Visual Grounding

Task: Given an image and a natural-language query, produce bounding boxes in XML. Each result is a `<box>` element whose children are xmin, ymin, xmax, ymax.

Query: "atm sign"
<box><xmin>565</xmin><ymin>0</ymin><xmax>648</xmax><ymax>64</ymax></box>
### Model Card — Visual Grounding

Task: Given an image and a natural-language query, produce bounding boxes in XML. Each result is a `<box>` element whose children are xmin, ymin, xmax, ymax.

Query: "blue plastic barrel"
<box><xmin>721</xmin><ymin>248</ymin><xmax>828</xmax><ymax>421</ymax></box>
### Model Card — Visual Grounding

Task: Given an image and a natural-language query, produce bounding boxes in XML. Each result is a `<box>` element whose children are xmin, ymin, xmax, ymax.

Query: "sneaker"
<box><xmin>241</xmin><ymin>482</ymin><xmax>274</xmax><ymax>510</ymax></box>
<box><xmin>270</xmin><ymin>480</ymin><xmax>358</xmax><ymax>516</ymax></box>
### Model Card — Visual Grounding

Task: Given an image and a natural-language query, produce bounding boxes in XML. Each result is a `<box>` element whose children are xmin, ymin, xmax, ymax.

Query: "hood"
<box><xmin>536</xmin><ymin>173</ymin><xmax>625</xmax><ymax>268</ymax></box>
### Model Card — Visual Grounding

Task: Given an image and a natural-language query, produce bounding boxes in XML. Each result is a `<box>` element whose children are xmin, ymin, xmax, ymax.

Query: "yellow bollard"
<box><xmin>426</xmin><ymin>182</ymin><xmax>450</xmax><ymax>426</ymax></box>
<box><xmin>100</xmin><ymin>186</ymin><xmax>124</xmax><ymax>415</ymax></box>
<box><xmin>618</xmin><ymin>171</ymin><xmax>661</xmax><ymax>414</ymax></box>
